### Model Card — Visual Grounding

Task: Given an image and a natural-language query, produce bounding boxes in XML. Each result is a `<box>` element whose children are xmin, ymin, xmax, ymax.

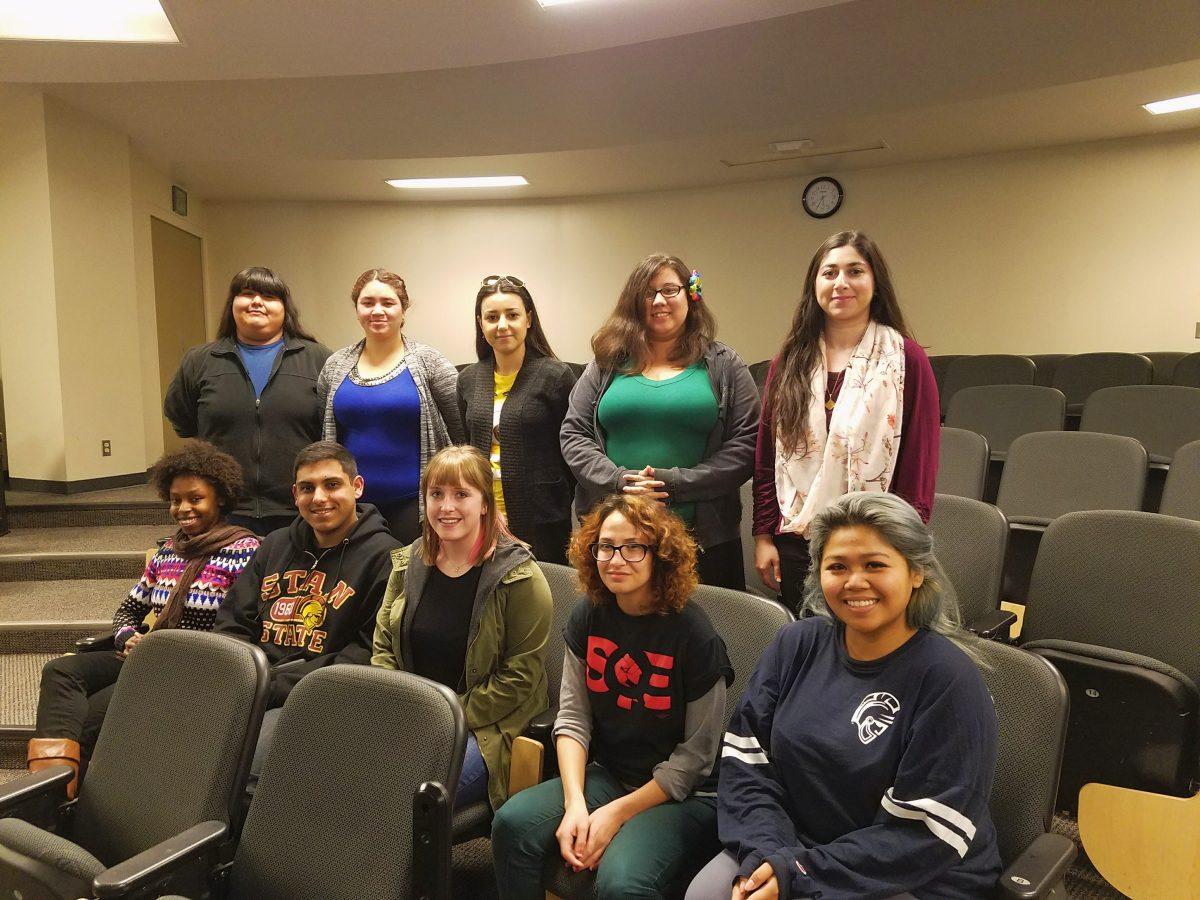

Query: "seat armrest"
<box><xmin>76</xmin><ymin>631</ymin><xmax>117</xmax><ymax>653</ymax></box>
<box><xmin>0</xmin><ymin>767</ymin><xmax>72</xmax><ymax>817</ymax></box>
<box><xmin>523</xmin><ymin>706</ymin><xmax>557</xmax><ymax>742</ymax></box>
<box><xmin>968</xmin><ymin>610</ymin><xmax>1017</xmax><ymax>642</ymax></box>
<box><xmin>996</xmin><ymin>832</ymin><xmax>1077</xmax><ymax>899</ymax></box>
<box><xmin>92</xmin><ymin>819</ymin><xmax>228</xmax><ymax>899</ymax></box>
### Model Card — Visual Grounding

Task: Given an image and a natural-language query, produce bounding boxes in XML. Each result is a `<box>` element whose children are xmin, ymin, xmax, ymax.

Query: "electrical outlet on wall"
<box><xmin>102</xmin><ymin>440</ymin><xmax>112</xmax><ymax>457</ymax></box>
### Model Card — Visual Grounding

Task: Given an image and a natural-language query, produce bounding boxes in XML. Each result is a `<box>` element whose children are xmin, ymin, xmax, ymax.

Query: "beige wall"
<box><xmin>205</xmin><ymin>127</ymin><xmax>1200</xmax><ymax>366</ymax></box>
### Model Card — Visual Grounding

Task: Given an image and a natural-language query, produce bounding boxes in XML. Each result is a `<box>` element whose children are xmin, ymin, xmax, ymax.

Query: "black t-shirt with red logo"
<box><xmin>564</xmin><ymin>596</ymin><xmax>733</xmax><ymax>790</ymax></box>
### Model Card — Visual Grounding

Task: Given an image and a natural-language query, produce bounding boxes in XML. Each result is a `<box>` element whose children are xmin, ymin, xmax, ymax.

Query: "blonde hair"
<box><xmin>420</xmin><ymin>446</ymin><xmax>510</xmax><ymax>566</ymax></box>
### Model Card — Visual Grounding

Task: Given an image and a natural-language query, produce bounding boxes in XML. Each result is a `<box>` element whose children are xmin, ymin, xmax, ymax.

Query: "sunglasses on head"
<box><xmin>481</xmin><ymin>275</ymin><xmax>526</xmax><ymax>289</ymax></box>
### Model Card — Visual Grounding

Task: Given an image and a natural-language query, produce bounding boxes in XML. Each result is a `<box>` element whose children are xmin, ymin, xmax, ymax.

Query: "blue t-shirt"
<box><xmin>236</xmin><ymin>339</ymin><xmax>284</xmax><ymax>398</ymax></box>
<box><xmin>333</xmin><ymin>368</ymin><xmax>421</xmax><ymax>503</ymax></box>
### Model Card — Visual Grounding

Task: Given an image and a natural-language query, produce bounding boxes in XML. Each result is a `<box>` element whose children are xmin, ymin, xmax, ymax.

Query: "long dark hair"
<box><xmin>474</xmin><ymin>277</ymin><xmax>558</xmax><ymax>361</ymax></box>
<box><xmin>591</xmin><ymin>253</ymin><xmax>715</xmax><ymax>373</ymax></box>
<box><xmin>771</xmin><ymin>231</ymin><xmax>910</xmax><ymax>455</ymax></box>
<box><xmin>216</xmin><ymin>266</ymin><xmax>318</xmax><ymax>342</ymax></box>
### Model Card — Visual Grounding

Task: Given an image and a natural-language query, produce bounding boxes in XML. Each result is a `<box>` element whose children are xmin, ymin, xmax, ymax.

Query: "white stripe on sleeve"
<box><xmin>722</xmin><ymin>732</ymin><xmax>764</xmax><ymax>752</ymax></box>
<box><xmin>880</xmin><ymin>793</ymin><xmax>970</xmax><ymax>858</ymax></box>
<box><xmin>721</xmin><ymin>745</ymin><xmax>770</xmax><ymax>765</ymax></box>
<box><xmin>884</xmin><ymin>788</ymin><xmax>977</xmax><ymax>840</ymax></box>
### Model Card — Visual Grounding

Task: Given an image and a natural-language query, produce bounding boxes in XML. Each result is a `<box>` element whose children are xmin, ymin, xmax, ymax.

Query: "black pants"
<box><xmin>520</xmin><ymin>520</ymin><xmax>572</xmax><ymax>566</ymax></box>
<box><xmin>374</xmin><ymin>496</ymin><xmax>421</xmax><ymax>544</ymax></box>
<box><xmin>697</xmin><ymin>538</ymin><xmax>745</xmax><ymax>590</ymax></box>
<box><xmin>228</xmin><ymin>513</ymin><xmax>295</xmax><ymax>538</ymax></box>
<box><xmin>36</xmin><ymin>651</ymin><xmax>122</xmax><ymax>749</ymax></box>
<box><xmin>774</xmin><ymin>532</ymin><xmax>812</xmax><ymax>615</ymax></box>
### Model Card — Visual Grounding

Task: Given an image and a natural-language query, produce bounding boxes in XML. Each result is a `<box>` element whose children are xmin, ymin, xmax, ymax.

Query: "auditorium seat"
<box><xmin>944</xmin><ymin>384</ymin><xmax>1066</xmax><ymax>462</ymax></box>
<box><xmin>1079</xmin><ymin>385</ymin><xmax>1200</xmax><ymax>467</ymax></box>
<box><xmin>1019</xmin><ymin>511</ymin><xmax>1200</xmax><ymax>814</ymax></box>
<box><xmin>937</xmin><ymin>426</ymin><xmax>989</xmax><ymax>501</ymax></box>
<box><xmin>1160</xmin><ymin>439</ymin><xmax>1200</xmax><ymax>521</ymax></box>
<box><xmin>1172</xmin><ymin>351</ymin><xmax>1200</xmax><ymax>388</ymax></box>
<box><xmin>927</xmin><ymin>354</ymin><xmax>962</xmax><ymax>399</ymax></box>
<box><xmin>1029</xmin><ymin>353</ymin><xmax>1069</xmax><ymax>388</ymax></box>
<box><xmin>739</xmin><ymin>479</ymin><xmax>775</xmax><ymax>600</ymax></box>
<box><xmin>747</xmin><ymin>359</ymin><xmax>771</xmax><ymax>392</ymax></box>
<box><xmin>1144</xmin><ymin>350</ymin><xmax>1188</xmax><ymax>385</ymax></box>
<box><xmin>939</xmin><ymin>354</ymin><xmax>1035</xmax><ymax>417</ymax></box>
<box><xmin>1050</xmin><ymin>352</ymin><xmax>1153</xmax><ymax>419</ymax></box>
<box><xmin>0</xmin><ymin>631</ymin><xmax>269</xmax><ymax>900</ymax></box>
<box><xmin>928</xmin><ymin>493</ymin><xmax>1011</xmax><ymax>638</ymax></box>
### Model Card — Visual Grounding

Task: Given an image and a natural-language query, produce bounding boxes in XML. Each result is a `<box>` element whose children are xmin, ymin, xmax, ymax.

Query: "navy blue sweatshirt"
<box><xmin>718</xmin><ymin>618</ymin><xmax>1001</xmax><ymax>899</ymax></box>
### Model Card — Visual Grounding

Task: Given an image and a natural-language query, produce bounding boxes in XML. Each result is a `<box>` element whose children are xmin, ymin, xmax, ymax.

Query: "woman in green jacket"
<box><xmin>372</xmin><ymin>445</ymin><xmax>552</xmax><ymax>810</ymax></box>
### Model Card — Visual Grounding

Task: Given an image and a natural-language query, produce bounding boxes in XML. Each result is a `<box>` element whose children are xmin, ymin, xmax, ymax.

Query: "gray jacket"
<box><xmin>559</xmin><ymin>340</ymin><xmax>759</xmax><ymax>548</ymax></box>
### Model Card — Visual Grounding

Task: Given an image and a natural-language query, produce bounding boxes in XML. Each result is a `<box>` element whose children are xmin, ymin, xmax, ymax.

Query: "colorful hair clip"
<box><xmin>688</xmin><ymin>269</ymin><xmax>703</xmax><ymax>303</ymax></box>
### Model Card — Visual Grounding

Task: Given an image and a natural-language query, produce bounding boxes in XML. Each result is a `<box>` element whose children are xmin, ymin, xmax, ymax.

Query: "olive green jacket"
<box><xmin>371</xmin><ymin>537</ymin><xmax>551</xmax><ymax>809</ymax></box>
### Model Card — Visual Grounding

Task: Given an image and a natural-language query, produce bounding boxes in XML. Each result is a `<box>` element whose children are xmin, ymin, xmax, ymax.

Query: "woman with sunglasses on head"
<box><xmin>317</xmin><ymin>268</ymin><xmax>465</xmax><ymax>542</ymax></box>
<box><xmin>492</xmin><ymin>494</ymin><xmax>733</xmax><ymax>899</ymax></box>
<box><xmin>372</xmin><ymin>446</ymin><xmax>552</xmax><ymax>812</ymax></box>
<box><xmin>165</xmin><ymin>266</ymin><xmax>330</xmax><ymax>536</ymax></box>
<box><xmin>687</xmin><ymin>492</ymin><xmax>999</xmax><ymax>900</ymax></box>
<box><xmin>561</xmin><ymin>254</ymin><xmax>759</xmax><ymax>589</ymax></box>
<box><xmin>457</xmin><ymin>275</ymin><xmax>577</xmax><ymax>564</ymax></box>
<box><xmin>753</xmin><ymin>231</ymin><xmax>939</xmax><ymax>613</ymax></box>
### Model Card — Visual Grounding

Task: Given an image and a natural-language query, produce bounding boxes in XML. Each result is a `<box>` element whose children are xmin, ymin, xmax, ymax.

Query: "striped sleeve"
<box><xmin>112</xmin><ymin>546</ymin><xmax>164</xmax><ymax>634</ymax></box>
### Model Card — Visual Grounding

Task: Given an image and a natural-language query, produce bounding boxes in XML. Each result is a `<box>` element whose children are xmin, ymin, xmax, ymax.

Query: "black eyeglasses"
<box><xmin>481</xmin><ymin>275</ymin><xmax>526</xmax><ymax>289</ymax></box>
<box><xmin>589</xmin><ymin>542</ymin><xmax>655</xmax><ymax>563</ymax></box>
<box><xmin>642</xmin><ymin>283</ymin><xmax>685</xmax><ymax>301</ymax></box>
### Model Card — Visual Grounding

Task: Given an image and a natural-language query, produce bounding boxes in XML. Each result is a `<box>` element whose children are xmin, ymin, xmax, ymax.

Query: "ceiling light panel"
<box><xmin>386</xmin><ymin>176</ymin><xmax>529</xmax><ymax>189</ymax></box>
<box><xmin>0</xmin><ymin>0</ymin><xmax>178</xmax><ymax>43</ymax></box>
<box><xmin>1142</xmin><ymin>93</ymin><xmax>1200</xmax><ymax>115</ymax></box>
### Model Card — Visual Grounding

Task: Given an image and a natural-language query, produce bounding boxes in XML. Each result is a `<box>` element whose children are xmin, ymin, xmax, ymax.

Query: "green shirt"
<box><xmin>597</xmin><ymin>363</ymin><xmax>718</xmax><ymax>525</ymax></box>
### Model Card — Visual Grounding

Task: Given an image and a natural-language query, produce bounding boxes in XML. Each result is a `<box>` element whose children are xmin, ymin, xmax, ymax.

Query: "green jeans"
<box><xmin>491</xmin><ymin>763</ymin><xmax>720</xmax><ymax>899</ymax></box>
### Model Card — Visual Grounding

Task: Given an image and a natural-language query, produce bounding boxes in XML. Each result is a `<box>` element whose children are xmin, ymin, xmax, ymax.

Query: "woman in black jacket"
<box><xmin>457</xmin><ymin>275</ymin><xmax>577</xmax><ymax>563</ymax></box>
<box><xmin>164</xmin><ymin>266</ymin><xmax>330</xmax><ymax>536</ymax></box>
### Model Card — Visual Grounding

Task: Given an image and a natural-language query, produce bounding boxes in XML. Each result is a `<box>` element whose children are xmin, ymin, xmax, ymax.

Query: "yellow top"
<box><xmin>490</xmin><ymin>370</ymin><xmax>519</xmax><ymax>516</ymax></box>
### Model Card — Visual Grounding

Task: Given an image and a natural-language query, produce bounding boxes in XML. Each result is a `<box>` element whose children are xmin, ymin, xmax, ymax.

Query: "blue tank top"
<box><xmin>333</xmin><ymin>367</ymin><xmax>421</xmax><ymax>503</ymax></box>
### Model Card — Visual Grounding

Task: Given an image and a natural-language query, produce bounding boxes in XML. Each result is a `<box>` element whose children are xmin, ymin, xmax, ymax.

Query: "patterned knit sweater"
<box><xmin>112</xmin><ymin>536</ymin><xmax>260</xmax><ymax>640</ymax></box>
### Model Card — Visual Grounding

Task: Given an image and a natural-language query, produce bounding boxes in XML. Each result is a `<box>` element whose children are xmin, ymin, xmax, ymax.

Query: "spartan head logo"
<box><xmin>297</xmin><ymin>594</ymin><xmax>328</xmax><ymax>631</ymax></box>
<box><xmin>851</xmin><ymin>691</ymin><xmax>900</xmax><ymax>745</ymax></box>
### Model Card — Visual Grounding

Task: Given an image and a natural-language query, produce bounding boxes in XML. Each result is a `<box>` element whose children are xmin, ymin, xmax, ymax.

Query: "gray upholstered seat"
<box><xmin>936</xmin><ymin>426</ymin><xmax>989</xmax><ymax>501</ymax></box>
<box><xmin>940</xmin><ymin>354</ymin><xmax>1035</xmax><ymax>417</ymax></box>
<box><xmin>945</xmin><ymin>384</ymin><xmax>1065</xmax><ymax>461</ymax></box>
<box><xmin>1171</xmin><ymin>352</ymin><xmax>1200</xmax><ymax>387</ymax></box>
<box><xmin>0</xmin><ymin>630</ymin><xmax>269</xmax><ymax>900</ymax></box>
<box><xmin>227</xmin><ymin>665</ymin><xmax>463</xmax><ymax>900</ymax></box>
<box><xmin>1144</xmin><ymin>351</ymin><xmax>1187</xmax><ymax>385</ymax></box>
<box><xmin>1029</xmin><ymin>354</ymin><xmax>1069</xmax><ymax>388</ymax></box>
<box><xmin>996</xmin><ymin>431</ymin><xmax>1146</xmax><ymax>527</ymax></box>
<box><xmin>0</xmin><ymin>817</ymin><xmax>103</xmax><ymax>898</ymax></box>
<box><xmin>928</xmin><ymin>493</ymin><xmax>1008</xmax><ymax>626</ymax></box>
<box><xmin>747</xmin><ymin>359</ymin><xmax>771</xmax><ymax>392</ymax></box>
<box><xmin>739</xmin><ymin>479</ymin><xmax>775</xmax><ymax>599</ymax></box>
<box><xmin>1051</xmin><ymin>352</ymin><xmax>1153</xmax><ymax>417</ymax></box>
<box><xmin>1080</xmin><ymin>385</ymin><xmax>1200</xmax><ymax>465</ymax></box>
<box><xmin>1160</xmin><ymin>440</ymin><xmax>1200</xmax><ymax>521</ymax></box>
<box><xmin>927</xmin><ymin>354</ymin><xmax>963</xmax><ymax>399</ymax></box>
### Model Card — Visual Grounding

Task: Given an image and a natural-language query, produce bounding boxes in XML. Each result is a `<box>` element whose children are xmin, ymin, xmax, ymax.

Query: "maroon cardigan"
<box><xmin>752</xmin><ymin>338</ymin><xmax>940</xmax><ymax>535</ymax></box>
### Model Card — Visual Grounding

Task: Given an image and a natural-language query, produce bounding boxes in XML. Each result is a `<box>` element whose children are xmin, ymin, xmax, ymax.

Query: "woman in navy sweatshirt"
<box><xmin>688</xmin><ymin>492</ymin><xmax>1000</xmax><ymax>900</ymax></box>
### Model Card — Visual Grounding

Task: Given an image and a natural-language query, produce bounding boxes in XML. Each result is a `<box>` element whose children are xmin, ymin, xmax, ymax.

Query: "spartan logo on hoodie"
<box><xmin>851</xmin><ymin>691</ymin><xmax>901</xmax><ymax>745</ymax></box>
<box><xmin>259</xmin><ymin>569</ymin><xmax>357</xmax><ymax>653</ymax></box>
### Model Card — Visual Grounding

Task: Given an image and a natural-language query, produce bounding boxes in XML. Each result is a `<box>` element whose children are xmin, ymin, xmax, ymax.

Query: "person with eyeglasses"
<box><xmin>560</xmin><ymin>253</ymin><xmax>759</xmax><ymax>589</ymax></box>
<box><xmin>317</xmin><ymin>268</ymin><xmax>464</xmax><ymax>542</ymax></box>
<box><xmin>456</xmin><ymin>275</ymin><xmax>578</xmax><ymax>563</ymax></box>
<box><xmin>492</xmin><ymin>493</ymin><xmax>733</xmax><ymax>899</ymax></box>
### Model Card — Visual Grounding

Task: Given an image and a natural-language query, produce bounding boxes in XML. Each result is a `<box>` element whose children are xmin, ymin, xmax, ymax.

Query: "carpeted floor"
<box><xmin>0</xmin><ymin>525</ymin><xmax>170</xmax><ymax>554</ymax></box>
<box><xmin>0</xmin><ymin>579</ymin><xmax>131</xmax><ymax>623</ymax></box>
<box><xmin>0</xmin><ymin>651</ymin><xmax>56</xmax><ymax>727</ymax></box>
<box><xmin>5</xmin><ymin>485</ymin><xmax>160</xmax><ymax>506</ymax></box>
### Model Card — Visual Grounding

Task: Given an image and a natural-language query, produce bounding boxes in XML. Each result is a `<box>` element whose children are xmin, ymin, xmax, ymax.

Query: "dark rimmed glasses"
<box><xmin>642</xmin><ymin>283</ymin><xmax>685</xmax><ymax>302</ymax></box>
<box><xmin>481</xmin><ymin>274</ymin><xmax>526</xmax><ymax>289</ymax></box>
<box><xmin>589</xmin><ymin>542</ymin><xmax>655</xmax><ymax>563</ymax></box>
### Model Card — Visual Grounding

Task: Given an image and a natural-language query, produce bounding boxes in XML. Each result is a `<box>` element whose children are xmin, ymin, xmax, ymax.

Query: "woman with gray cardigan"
<box><xmin>560</xmin><ymin>254</ymin><xmax>759</xmax><ymax>589</ymax></box>
<box><xmin>317</xmin><ymin>268</ymin><xmax>464</xmax><ymax>542</ymax></box>
<box><xmin>457</xmin><ymin>275</ymin><xmax>577</xmax><ymax>563</ymax></box>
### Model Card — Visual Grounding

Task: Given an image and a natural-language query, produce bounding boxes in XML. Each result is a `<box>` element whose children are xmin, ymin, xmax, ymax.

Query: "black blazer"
<box><xmin>456</xmin><ymin>352</ymin><xmax>577</xmax><ymax>538</ymax></box>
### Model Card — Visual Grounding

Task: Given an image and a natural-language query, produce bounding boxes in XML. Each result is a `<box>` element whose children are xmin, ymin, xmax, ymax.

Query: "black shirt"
<box><xmin>410</xmin><ymin>565</ymin><xmax>482</xmax><ymax>691</ymax></box>
<box><xmin>564</xmin><ymin>596</ymin><xmax>732</xmax><ymax>789</ymax></box>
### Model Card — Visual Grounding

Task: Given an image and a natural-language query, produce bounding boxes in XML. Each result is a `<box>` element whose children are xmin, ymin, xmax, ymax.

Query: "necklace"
<box><xmin>825</xmin><ymin>369</ymin><xmax>846</xmax><ymax>411</ymax></box>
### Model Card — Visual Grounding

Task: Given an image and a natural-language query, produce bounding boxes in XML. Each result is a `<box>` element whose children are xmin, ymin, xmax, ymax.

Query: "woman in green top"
<box><xmin>560</xmin><ymin>253</ymin><xmax>760</xmax><ymax>589</ymax></box>
<box><xmin>457</xmin><ymin>276</ymin><xmax>578</xmax><ymax>564</ymax></box>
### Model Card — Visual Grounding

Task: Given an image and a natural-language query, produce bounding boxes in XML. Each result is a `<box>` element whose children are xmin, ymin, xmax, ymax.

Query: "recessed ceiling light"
<box><xmin>0</xmin><ymin>0</ymin><xmax>178</xmax><ymax>43</ymax></box>
<box><xmin>386</xmin><ymin>176</ymin><xmax>529</xmax><ymax>190</ymax></box>
<box><xmin>537</xmin><ymin>0</ymin><xmax>591</xmax><ymax>7</ymax></box>
<box><xmin>1143</xmin><ymin>92</ymin><xmax>1200</xmax><ymax>115</ymax></box>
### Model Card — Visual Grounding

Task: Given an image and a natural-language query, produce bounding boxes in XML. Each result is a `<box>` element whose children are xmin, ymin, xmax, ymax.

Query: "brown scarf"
<box><xmin>151</xmin><ymin>523</ymin><xmax>256</xmax><ymax>632</ymax></box>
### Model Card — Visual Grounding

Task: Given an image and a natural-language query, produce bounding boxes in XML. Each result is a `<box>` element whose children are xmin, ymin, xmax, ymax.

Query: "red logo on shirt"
<box><xmin>585</xmin><ymin>636</ymin><xmax>675</xmax><ymax>712</ymax></box>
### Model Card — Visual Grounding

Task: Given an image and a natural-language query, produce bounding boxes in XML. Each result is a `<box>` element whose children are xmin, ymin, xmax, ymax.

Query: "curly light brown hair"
<box><xmin>568</xmin><ymin>494</ymin><xmax>699</xmax><ymax>615</ymax></box>
<box><xmin>148</xmin><ymin>440</ymin><xmax>244</xmax><ymax>511</ymax></box>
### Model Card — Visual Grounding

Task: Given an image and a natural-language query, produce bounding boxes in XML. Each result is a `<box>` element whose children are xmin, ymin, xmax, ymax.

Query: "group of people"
<box><xmin>23</xmin><ymin>230</ymin><xmax>1002</xmax><ymax>899</ymax></box>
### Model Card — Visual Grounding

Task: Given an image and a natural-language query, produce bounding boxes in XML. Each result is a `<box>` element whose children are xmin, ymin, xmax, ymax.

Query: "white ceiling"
<box><xmin>5</xmin><ymin>0</ymin><xmax>1200</xmax><ymax>201</ymax></box>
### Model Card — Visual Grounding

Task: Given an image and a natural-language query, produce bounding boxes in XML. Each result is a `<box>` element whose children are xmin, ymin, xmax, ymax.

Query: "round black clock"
<box><xmin>802</xmin><ymin>176</ymin><xmax>844</xmax><ymax>219</ymax></box>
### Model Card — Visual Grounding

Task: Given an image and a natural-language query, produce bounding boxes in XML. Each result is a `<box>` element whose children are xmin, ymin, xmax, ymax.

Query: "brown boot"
<box><xmin>27</xmin><ymin>738</ymin><xmax>81</xmax><ymax>799</ymax></box>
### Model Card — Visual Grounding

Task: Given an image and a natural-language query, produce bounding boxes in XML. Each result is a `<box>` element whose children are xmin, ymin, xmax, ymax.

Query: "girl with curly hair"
<box><xmin>27</xmin><ymin>441</ymin><xmax>261</xmax><ymax>797</ymax></box>
<box><xmin>492</xmin><ymin>494</ymin><xmax>733</xmax><ymax>899</ymax></box>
